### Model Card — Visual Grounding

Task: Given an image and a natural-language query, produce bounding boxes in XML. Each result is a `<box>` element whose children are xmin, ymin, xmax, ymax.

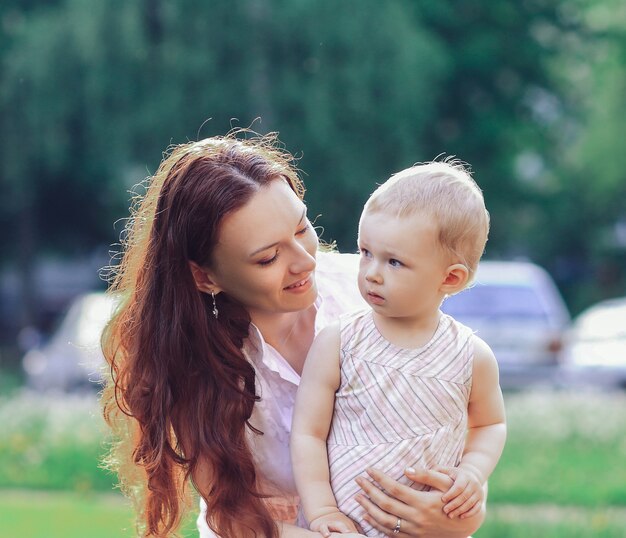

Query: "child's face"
<box><xmin>357</xmin><ymin>209</ymin><xmax>450</xmax><ymax>321</ymax></box>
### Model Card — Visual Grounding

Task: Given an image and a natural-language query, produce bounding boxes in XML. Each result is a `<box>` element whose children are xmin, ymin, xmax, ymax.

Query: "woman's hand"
<box><xmin>354</xmin><ymin>467</ymin><xmax>485</xmax><ymax>538</ymax></box>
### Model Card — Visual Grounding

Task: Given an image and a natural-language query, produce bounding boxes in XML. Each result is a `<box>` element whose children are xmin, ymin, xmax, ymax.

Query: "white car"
<box><xmin>558</xmin><ymin>297</ymin><xmax>626</xmax><ymax>389</ymax></box>
<box><xmin>22</xmin><ymin>292</ymin><xmax>117</xmax><ymax>392</ymax></box>
<box><xmin>441</xmin><ymin>260</ymin><xmax>571</xmax><ymax>389</ymax></box>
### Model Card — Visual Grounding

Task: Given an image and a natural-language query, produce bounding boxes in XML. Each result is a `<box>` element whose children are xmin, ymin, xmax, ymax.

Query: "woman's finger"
<box><xmin>404</xmin><ymin>466</ymin><xmax>454</xmax><ymax>493</ymax></box>
<box><xmin>358</xmin><ymin>507</ymin><xmax>412</xmax><ymax>538</ymax></box>
<box><xmin>361</xmin><ymin>513</ymin><xmax>411</xmax><ymax>538</ymax></box>
<box><xmin>433</xmin><ymin>465</ymin><xmax>457</xmax><ymax>479</ymax></box>
<box><xmin>355</xmin><ymin>479</ymin><xmax>404</xmax><ymax>520</ymax></box>
<box><xmin>356</xmin><ymin>494</ymin><xmax>397</xmax><ymax>534</ymax></box>
<box><xmin>355</xmin><ymin>478</ymin><xmax>417</xmax><ymax>538</ymax></box>
<box><xmin>365</xmin><ymin>467</ymin><xmax>442</xmax><ymax>507</ymax></box>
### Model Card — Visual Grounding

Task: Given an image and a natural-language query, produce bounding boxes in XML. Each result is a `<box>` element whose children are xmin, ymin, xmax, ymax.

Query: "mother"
<box><xmin>101</xmin><ymin>132</ymin><xmax>484</xmax><ymax>537</ymax></box>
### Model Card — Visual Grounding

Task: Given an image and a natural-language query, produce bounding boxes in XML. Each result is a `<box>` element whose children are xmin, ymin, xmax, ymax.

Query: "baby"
<box><xmin>291</xmin><ymin>161</ymin><xmax>507</xmax><ymax>537</ymax></box>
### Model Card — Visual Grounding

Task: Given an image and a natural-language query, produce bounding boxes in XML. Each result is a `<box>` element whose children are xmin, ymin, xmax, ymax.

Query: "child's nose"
<box><xmin>366</xmin><ymin>264</ymin><xmax>383</xmax><ymax>283</ymax></box>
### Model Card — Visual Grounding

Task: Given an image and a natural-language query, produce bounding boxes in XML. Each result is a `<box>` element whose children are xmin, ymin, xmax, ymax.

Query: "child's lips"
<box><xmin>367</xmin><ymin>291</ymin><xmax>385</xmax><ymax>305</ymax></box>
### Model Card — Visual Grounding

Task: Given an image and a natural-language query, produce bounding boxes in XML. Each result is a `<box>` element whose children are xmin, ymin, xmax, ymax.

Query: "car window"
<box><xmin>441</xmin><ymin>284</ymin><xmax>548</xmax><ymax>320</ymax></box>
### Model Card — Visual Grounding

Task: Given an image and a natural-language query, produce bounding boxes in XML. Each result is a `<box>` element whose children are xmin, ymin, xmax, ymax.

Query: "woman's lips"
<box><xmin>284</xmin><ymin>275</ymin><xmax>313</xmax><ymax>293</ymax></box>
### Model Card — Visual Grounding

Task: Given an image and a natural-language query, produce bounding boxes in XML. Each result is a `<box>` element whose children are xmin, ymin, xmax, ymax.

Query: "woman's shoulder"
<box><xmin>315</xmin><ymin>250</ymin><xmax>367</xmax><ymax>317</ymax></box>
<box><xmin>316</xmin><ymin>249</ymin><xmax>360</xmax><ymax>275</ymax></box>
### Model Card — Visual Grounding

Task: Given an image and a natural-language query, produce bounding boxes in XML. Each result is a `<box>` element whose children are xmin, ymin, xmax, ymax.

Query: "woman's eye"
<box><xmin>296</xmin><ymin>223</ymin><xmax>310</xmax><ymax>236</ymax></box>
<box><xmin>389</xmin><ymin>258</ymin><xmax>402</xmax><ymax>267</ymax></box>
<box><xmin>258</xmin><ymin>253</ymin><xmax>279</xmax><ymax>266</ymax></box>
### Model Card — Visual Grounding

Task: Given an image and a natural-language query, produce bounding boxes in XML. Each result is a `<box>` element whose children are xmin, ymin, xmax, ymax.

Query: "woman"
<box><xmin>101</xmin><ymin>132</ymin><xmax>484</xmax><ymax>537</ymax></box>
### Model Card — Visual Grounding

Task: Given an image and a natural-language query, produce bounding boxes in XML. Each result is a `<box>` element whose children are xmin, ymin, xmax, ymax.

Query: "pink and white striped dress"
<box><xmin>327</xmin><ymin>309</ymin><xmax>474</xmax><ymax>537</ymax></box>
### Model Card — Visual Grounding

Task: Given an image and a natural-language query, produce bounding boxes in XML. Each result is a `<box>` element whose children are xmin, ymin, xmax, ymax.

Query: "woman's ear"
<box><xmin>189</xmin><ymin>261</ymin><xmax>221</xmax><ymax>295</ymax></box>
<box><xmin>440</xmin><ymin>264</ymin><xmax>469</xmax><ymax>295</ymax></box>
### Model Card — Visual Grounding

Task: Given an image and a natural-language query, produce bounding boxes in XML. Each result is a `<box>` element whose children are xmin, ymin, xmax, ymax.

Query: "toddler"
<box><xmin>291</xmin><ymin>161</ymin><xmax>507</xmax><ymax>537</ymax></box>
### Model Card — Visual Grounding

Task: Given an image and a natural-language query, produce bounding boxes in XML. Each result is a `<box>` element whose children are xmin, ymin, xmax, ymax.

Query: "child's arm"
<box><xmin>291</xmin><ymin>323</ymin><xmax>360</xmax><ymax>536</ymax></box>
<box><xmin>440</xmin><ymin>335</ymin><xmax>507</xmax><ymax>519</ymax></box>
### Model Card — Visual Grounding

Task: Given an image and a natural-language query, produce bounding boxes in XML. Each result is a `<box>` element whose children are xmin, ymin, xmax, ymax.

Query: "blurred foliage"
<box><xmin>2</xmin><ymin>389</ymin><xmax>626</xmax><ymax>505</ymax></box>
<box><xmin>0</xmin><ymin>0</ymin><xmax>625</xmax><ymax>321</ymax></box>
<box><xmin>1</xmin><ymin>389</ymin><xmax>625</xmax><ymax>537</ymax></box>
<box><xmin>0</xmin><ymin>392</ymin><xmax>115</xmax><ymax>491</ymax></box>
<box><xmin>494</xmin><ymin>389</ymin><xmax>626</xmax><ymax>505</ymax></box>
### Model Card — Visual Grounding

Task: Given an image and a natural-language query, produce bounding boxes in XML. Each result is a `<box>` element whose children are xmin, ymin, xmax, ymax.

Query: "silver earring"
<box><xmin>211</xmin><ymin>291</ymin><xmax>219</xmax><ymax>319</ymax></box>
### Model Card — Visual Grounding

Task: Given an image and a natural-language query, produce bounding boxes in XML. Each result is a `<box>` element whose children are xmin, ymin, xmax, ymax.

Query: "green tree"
<box><xmin>2</xmin><ymin>0</ymin><xmax>623</xmax><ymax>330</ymax></box>
<box><xmin>544</xmin><ymin>0</ymin><xmax>626</xmax><ymax>311</ymax></box>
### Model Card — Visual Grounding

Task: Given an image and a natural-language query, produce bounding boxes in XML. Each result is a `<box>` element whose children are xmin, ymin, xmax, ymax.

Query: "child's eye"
<box><xmin>258</xmin><ymin>252</ymin><xmax>279</xmax><ymax>266</ymax></box>
<box><xmin>389</xmin><ymin>258</ymin><xmax>403</xmax><ymax>267</ymax></box>
<box><xmin>359</xmin><ymin>248</ymin><xmax>371</xmax><ymax>258</ymax></box>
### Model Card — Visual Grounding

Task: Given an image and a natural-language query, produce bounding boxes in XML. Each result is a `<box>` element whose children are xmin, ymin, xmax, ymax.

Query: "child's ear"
<box><xmin>189</xmin><ymin>261</ymin><xmax>222</xmax><ymax>296</ymax></box>
<box><xmin>441</xmin><ymin>264</ymin><xmax>469</xmax><ymax>295</ymax></box>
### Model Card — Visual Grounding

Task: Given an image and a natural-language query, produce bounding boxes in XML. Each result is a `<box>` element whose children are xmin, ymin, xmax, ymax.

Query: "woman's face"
<box><xmin>207</xmin><ymin>179</ymin><xmax>319</xmax><ymax>321</ymax></box>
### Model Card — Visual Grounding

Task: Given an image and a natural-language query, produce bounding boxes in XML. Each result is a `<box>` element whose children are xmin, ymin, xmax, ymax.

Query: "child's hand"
<box><xmin>309</xmin><ymin>510</ymin><xmax>360</xmax><ymax>537</ymax></box>
<box><xmin>437</xmin><ymin>465</ymin><xmax>485</xmax><ymax>519</ymax></box>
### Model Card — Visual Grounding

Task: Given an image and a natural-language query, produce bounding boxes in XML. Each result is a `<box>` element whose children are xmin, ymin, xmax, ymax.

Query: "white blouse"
<box><xmin>198</xmin><ymin>251</ymin><xmax>365</xmax><ymax>536</ymax></box>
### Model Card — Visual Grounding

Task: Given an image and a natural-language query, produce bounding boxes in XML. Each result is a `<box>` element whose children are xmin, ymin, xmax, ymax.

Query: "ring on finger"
<box><xmin>392</xmin><ymin>517</ymin><xmax>402</xmax><ymax>534</ymax></box>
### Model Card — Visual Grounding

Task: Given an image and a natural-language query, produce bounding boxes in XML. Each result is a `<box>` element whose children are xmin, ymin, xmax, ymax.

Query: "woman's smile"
<box><xmin>284</xmin><ymin>275</ymin><xmax>313</xmax><ymax>292</ymax></box>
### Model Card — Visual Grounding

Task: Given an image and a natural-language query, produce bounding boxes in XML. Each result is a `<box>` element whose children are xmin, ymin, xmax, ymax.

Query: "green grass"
<box><xmin>490</xmin><ymin>389</ymin><xmax>626</xmax><ymax>506</ymax></box>
<box><xmin>492</xmin><ymin>438</ymin><xmax>626</xmax><ymax>505</ymax></box>
<box><xmin>2</xmin><ymin>491</ymin><xmax>625</xmax><ymax>538</ymax></box>
<box><xmin>0</xmin><ymin>392</ymin><xmax>115</xmax><ymax>491</ymax></box>
<box><xmin>478</xmin><ymin>504</ymin><xmax>626</xmax><ymax>537</ymax></box>
<box><xmin>0</xmin><ymin>490</ymin><xmax>198</xmax><ymax>538</ymax></box>
<box><xmin>0</xmin><ymin>490</ymin><xmax>135</xmax><ymax>538</ymax></box>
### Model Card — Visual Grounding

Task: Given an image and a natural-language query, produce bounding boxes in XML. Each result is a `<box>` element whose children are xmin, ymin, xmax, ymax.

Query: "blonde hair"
<box><xmin>364</xmin><ymin>160</ymin><xmax>490</xmax><ymax>277</ymax></box>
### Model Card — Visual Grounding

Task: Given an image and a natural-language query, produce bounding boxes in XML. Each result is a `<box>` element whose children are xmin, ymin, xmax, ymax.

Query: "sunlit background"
<box><xmin>1</xmin><ymin>1</ymin><xmax>625</xmax><ymax>537</ymax></box>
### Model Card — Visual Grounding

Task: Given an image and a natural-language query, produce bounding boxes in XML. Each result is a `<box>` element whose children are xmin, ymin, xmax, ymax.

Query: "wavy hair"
<box><xmin>364</xmin><ymin>159</ymin><xmax>490</xmax><ymax>279</ymax></box>
<box><xmin>101</xmin><ymin>131</ymin><xmax>304</xmax><ymax>537</ymax></box>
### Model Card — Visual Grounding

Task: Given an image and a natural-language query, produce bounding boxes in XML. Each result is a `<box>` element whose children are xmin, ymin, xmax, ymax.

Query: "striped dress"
<box><xmin>327</xmin><ymin>309</ymin><xmax>474</xmax><ymax>536</ymax></box>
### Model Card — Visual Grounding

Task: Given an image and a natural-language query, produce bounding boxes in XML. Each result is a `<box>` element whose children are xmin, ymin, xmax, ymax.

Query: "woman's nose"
<box><xmin>289</xmin><ymin>243</ymin><xmax>316</xmax><ymax>275</ymax></box>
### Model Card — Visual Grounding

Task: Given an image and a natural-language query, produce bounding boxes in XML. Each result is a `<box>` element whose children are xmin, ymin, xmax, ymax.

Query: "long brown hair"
<box><xmin>101</xmin><ymin>132</ymin><xmax>304</xmax><ymax>537</ymax></box>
